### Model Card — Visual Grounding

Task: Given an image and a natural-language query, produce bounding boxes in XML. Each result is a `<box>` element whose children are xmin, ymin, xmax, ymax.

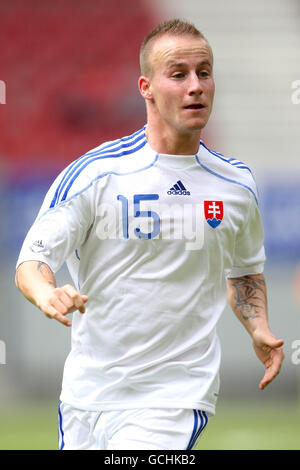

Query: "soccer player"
<box><xmin>15</xmin><ymin>19</ymin><xmax>284</xmax><ymax>450</ymax></box>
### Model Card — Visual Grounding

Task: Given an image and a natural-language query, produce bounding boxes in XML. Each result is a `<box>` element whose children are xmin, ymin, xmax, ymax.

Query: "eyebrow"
<box><xmin>166</xmin><ymin>59</ymin><xmax>212</xmax><ymax>69</ymax></box>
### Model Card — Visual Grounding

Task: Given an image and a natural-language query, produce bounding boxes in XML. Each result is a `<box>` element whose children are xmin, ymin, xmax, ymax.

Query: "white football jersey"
<box><xmin>17</xmin><ymin>126</ymin><xmax>265</xmax><ymax>415</ymax></box>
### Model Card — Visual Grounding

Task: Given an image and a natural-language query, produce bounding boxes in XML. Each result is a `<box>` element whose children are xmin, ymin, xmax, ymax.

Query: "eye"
<box><xmin>198</xmin><ymin>70</ymin><xmax>210</xmax><ymax>78</ymax></box>
<box><xmin>172</xmin><ymin>72</ymin><xmax>185</xmax><ymax>79</ymax></box>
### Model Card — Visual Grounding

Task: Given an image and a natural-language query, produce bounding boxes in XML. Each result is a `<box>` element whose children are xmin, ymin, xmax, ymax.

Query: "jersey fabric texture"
<box><xmin>17</xmin><ymin>126</ymin><xmax>266</xmax><ymax>415</ymax></box>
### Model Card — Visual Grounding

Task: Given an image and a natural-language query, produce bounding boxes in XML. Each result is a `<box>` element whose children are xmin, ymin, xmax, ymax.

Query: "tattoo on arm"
<box><xmin>37</xmin><ymin>261</ymin><xmax>56</xmax><ymax>288</ymax></box>
<box><xmin>230</xmin><ymin>275</ymin><xmax>266</xmax><ymax>321</ymax></box>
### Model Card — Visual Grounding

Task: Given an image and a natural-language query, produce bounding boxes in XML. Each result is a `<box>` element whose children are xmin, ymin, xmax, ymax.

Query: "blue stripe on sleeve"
<box><xmin>50</xmin><ymin>127</ymin><xmax>146</xmax><ymax>208</ymax></box>
<box><xmin>200</xmin><ymin>141</ymin><xmax>251</xmax><ymax>173</ymax></box>
<box><xmin>60</xmin><ymin>139</ymin><xmax>147</xmax><ymax>202</ymax></box>
<box><xmin>90</xmin><ymin>126</ymin><xmax>146</xmax><ymax>154</ymax></box>
<box><xmin>195</xmin><ymin>155</ymin><xmax>258</xmax><ymax>206</ymax></box>
<box><xmin>37</xmin><ymin>152</ymin><xmax>159</xmax><ymax>222</ymax></box>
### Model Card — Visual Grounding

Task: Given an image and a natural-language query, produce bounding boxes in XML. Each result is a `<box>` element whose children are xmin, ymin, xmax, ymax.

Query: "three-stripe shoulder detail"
<box><xmin>195</xmin><ymin>154</ymin><xmax>258</xmax><ymax>206</ymax></box>
<box><xmin>50</xmin><ymin>127</ymin><xmax>147</xmax><ymax>208</ymax></box>
<box><xmin>200</xmin><ymin>141</ymin><xmax>252</xmax><ymax>173</ymax></box>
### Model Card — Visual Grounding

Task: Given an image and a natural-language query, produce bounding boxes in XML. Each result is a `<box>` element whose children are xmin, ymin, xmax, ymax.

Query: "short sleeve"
<box><xmin>16</xmin><ymin>170</ymin><xmax>93</xmax><ymax>274</ymax></box>
<box><xmin>227</xmin><ymin>193</ymin><xmax>266</xmax><ymax>278</ymax></box>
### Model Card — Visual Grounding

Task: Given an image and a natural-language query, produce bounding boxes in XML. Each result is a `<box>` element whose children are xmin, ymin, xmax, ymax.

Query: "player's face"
<box><xmin>148</xmin><ymin>35</ymin><xmax>215</xmax><ymax>136</ymax></box>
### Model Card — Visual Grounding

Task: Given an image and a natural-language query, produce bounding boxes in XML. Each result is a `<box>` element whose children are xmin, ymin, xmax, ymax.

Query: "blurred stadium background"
<box><xmin>0</xmin><ymin>0</ymin><xmax>300</xmax><ymax>450</ymax></box>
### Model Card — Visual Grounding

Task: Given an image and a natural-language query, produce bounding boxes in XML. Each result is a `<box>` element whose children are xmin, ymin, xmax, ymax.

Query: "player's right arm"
<box><xmin>15</xmin><ymin>158</ymin><xmax>96</xmax><ymax>325</ymax></box>
<box><xmin>15</xmin><ymin>261</ymin><xmax>88</xmax><ymax>327</ymax></box>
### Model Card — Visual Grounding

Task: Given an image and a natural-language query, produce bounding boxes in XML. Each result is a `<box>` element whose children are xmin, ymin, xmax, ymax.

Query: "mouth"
<box><xmin>184</xmin><ymin>104</ymin><xmax>205</xmax><ymax>110</ymax></box>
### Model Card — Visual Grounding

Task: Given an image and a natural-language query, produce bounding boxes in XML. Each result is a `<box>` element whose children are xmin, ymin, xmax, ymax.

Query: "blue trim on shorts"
<box><xmin>58</xmin><ymin>401</ymin><xmax>65</xmax><ymax>450</ymax></box>
<box><xmin>186</xmin><ymin>410</ymin><xmax>208</xmax><ymax>450</ymax></box>
<box><xmin>187</xmin><ymin>410</ymin><xmax>198</xmax><ymax>450</ymax></box>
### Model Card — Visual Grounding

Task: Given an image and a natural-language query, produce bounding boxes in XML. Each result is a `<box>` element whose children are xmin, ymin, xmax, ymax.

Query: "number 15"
<box><xmin>117</xmin><ymin>194</ymin><xmax>160</xmax><ymax>239</ymax></box>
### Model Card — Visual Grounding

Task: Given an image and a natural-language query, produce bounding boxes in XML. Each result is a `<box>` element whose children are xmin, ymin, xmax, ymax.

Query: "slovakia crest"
<box><xmin>204</xmin><ymin>201</ymin><xmax>224</xmax><ymax>228</ymax></box>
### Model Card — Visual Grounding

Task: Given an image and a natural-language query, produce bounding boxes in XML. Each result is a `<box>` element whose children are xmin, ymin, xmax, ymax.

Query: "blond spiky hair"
<box><xmin>139</xmin><ymin>18</ymin><xmax>210</xmax><ymax>77</ymax></box>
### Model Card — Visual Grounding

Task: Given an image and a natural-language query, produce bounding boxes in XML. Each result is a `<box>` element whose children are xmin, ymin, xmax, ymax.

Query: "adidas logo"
<box><xmin>30</xmin><ymin>239</ymin><xmax>45</xmax><ymax>253</ymax></box>
<box><xmin>33</xmin><ymin>240</ymin><xmax>44</xmax><ymax>248</ymax></box>
<box><xmin>167</xmin><ymin>180</ymin><xmax>190</xmax><ymax>196</ymax></box>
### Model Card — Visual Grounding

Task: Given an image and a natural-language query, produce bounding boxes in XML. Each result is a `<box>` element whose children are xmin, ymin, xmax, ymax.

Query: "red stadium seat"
<box><xmin>0</xmin><ymin>0</ymin><xmax>158</xmax><ymax>173</ymax></box>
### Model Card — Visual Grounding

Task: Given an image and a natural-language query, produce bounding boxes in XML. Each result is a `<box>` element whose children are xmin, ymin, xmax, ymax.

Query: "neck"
<box><xmin>145</xmin><ymin>119</ymin><xmax>201</xmax><ymax>156</ymax></box>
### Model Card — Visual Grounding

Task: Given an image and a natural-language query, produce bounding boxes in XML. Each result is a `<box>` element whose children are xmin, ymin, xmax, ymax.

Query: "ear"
<box><xmin>138</xmin><ymin>76</ymin><xmax>153</xmax><ymax>101</ymax></box>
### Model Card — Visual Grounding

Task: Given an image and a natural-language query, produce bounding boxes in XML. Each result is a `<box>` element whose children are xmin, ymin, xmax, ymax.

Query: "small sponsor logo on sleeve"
<box><xmin>30</xmin><ymin>240</ymin><xmax>45</xmax><ymax>252</ymax></box>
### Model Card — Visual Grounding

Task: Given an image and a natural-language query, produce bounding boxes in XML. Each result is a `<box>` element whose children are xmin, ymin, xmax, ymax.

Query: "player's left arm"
<box><xmin>227</xmin><ymin>273</ymin><xmax>284</xmax><ymax>390</ymax></box>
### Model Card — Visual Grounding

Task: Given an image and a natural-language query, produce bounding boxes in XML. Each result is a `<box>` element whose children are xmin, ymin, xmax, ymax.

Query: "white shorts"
<box><xmin>58</xmin><ymin>402</ymin><xmax>209</xmax><ymax>450</ymax></box>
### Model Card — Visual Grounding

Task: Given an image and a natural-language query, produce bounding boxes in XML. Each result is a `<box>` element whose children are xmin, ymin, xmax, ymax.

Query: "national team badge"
<box><xmin>204</xmin><ymin>201</ymin><xmax>224</xmax><ymax>228</ymax></box>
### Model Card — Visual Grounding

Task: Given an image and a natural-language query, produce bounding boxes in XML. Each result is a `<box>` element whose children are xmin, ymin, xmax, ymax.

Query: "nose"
<box><xmin>187</xmin><ymin>72</ymin><xmax>203</xmax><ymax>95</ymax></box>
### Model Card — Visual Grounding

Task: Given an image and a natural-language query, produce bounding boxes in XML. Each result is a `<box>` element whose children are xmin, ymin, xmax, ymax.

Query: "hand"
<box><xmin>37</xmin><ymin>284</ymin><xmax>88</xmax><ymax>327</ymax></box>
<box><xmin>252</xmin><ymin>329</ymin><xmax>284</xmax><ymax>390</ymax></box>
